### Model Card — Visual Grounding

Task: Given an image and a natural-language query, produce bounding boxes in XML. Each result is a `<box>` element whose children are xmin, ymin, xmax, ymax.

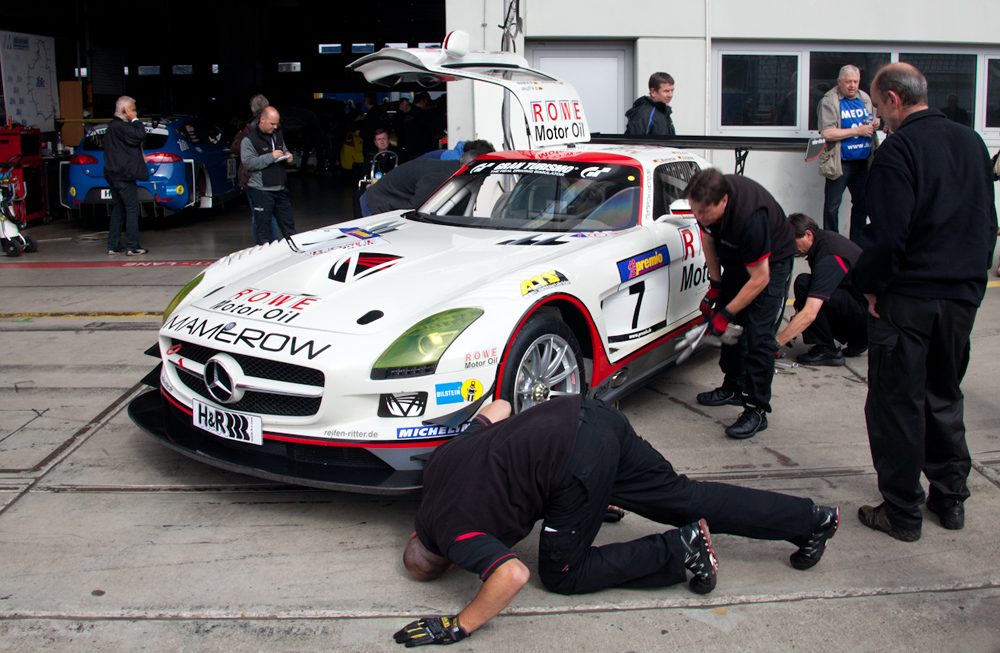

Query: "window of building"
<box><xmin>808</xmin><ymin>51</ymin><xmax>889</xmax><ymax>130</ymax></box>
<box><xmin>900</xmin><ymin>53</ymin><xmax>976</xmax><ymax>127</ymax></box>
<box><xmin>720</xmin><ymin>54</ymin><xmax>798</xmax><ymax>127</ymax></box>
<box><xmin>987</xmin><ymin>59</ymin><xmax>1000</xmax><ymax>129</ymax></box>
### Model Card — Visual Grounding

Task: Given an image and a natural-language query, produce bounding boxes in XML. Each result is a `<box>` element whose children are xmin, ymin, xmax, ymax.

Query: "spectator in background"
<box><xmin>625</xmin><ymin>72</ymin><xmax>676</xmax><ymax>136</ymax></box>
<box><xmin>230</xmin><ymin>93</ymin><xmax>280</xmax><ymax>244</ymax></box>
<box><xmin>104</xmin><ymin>96</ymin><xmax>148</xmax><ymax>256</ymax></box>
<box><xmin>241</xmin><ymin>106</ymin><xmax>297</xmax><ymax>244</ymax></box>
<box><xmin>817</xmin><ymin>65</ymin><xmax>879</xmax><ymax>245</ymax></box>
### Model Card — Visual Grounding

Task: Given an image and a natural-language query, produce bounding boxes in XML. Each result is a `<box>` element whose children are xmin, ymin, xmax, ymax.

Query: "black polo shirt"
<box><xmin>804</xmin><ymin>229</ymin><xmax>864</xmax><ymax>303</ymax></box>
<box><xmin>414</xmin><ymin>395</ymin><xmax>581</xmax><ymax>580</ymax></box>
<box><xmin>702</xmin><ymin>175</ymin><xmax>796</xmax><ymax>271</ymax></box>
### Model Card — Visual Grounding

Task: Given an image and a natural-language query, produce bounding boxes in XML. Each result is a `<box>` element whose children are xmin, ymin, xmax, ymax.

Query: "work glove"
<box><xmin>699</xmin><ymin>279</ymin><xmax>723</xmax><ymax>319</ymax></box>
<box><xmin>393</xmin><ymin>616</ymin><xmax>469</xmax><ymax>647</ymax></box>
<box><xmin>707</xmin><ymin>308</ymin><xmax>734</xmax><ymax>337</ymax></box>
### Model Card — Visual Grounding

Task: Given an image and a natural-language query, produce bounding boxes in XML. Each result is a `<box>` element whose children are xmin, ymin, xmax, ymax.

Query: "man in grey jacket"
<box><xmin>817</xmin><ymin>65</ymin><xmax>879</xmax><ymax>245</ymax></box>
<box><xmin>240</xmin><ymin>106</ymin><xmax>296</xmax><ymax>244</ymax></box>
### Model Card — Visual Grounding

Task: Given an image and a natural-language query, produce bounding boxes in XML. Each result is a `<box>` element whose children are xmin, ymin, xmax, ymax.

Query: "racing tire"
<box><xmin>22</xmin><ymin>235</ymin><xmax>37</xmax><ymax>253</ymax></box>
<box><xmin>499</xmin><ymin>315</ymin><xmax>586</xmax><ymax>414</ymax></box>
<box><xmin>3</xmin><ymin>238</ymin><xmax>23</xmax><ymax>257</ymax></box>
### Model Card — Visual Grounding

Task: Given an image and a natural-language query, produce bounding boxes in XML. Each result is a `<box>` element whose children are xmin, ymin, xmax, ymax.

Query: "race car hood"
<box><xmin>188</xmin><ymin>217</ymin><xmax>611</xmax><ymax>336</ymax></box>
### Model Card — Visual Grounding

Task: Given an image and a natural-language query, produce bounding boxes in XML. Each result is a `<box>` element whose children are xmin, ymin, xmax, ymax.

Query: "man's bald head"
<box><xmin>259</xmin><ymin>106</ymin><xmax>281</xmax><ymax>134</ymax></box>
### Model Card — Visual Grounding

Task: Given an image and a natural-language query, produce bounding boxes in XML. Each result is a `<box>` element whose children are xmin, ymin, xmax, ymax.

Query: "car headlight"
<box><xmin>162</xmin><ymin>273</ymin><xmax>205</xmax><ymax>324</ymax></box>
<box><xmin>371</xmin><ymin>308</ymin><xmax>483</xmax><ymax>379</ymax></box>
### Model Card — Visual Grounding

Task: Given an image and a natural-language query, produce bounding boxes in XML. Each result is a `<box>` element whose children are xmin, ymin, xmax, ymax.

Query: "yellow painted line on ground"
<box><xmin>0</xmin><ymin>311</ymin><xmax>163</xmax><ymax>319</ymax></box>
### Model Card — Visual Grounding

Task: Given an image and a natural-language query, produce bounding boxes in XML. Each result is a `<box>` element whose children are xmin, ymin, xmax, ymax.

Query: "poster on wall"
<box><xmin>0</xmin><ymin>31</ymin><xmax>60</xmax><ymax>129</ymax></box>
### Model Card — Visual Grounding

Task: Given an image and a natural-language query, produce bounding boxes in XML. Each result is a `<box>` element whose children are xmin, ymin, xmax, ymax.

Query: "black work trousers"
<box><xmin>865</xmin><ymin>293</ymin><xmax>977</xmax><ymax>530</ymax></box>
<box><xmin>538</xmin><ymin>400</ymin><xmax>815</xmax><ymax>595</ymax></box>
<box><xmin>823</xmin><ymin>159</ymin><xmax>869</xmax><ymax>245</ymax></box>
<box><xmin>249</xmin><ymin>187</ymin><xmax>296</xmax><ymax>244</ymax></box>
<box><xmin>793</xmin><ymin>273</ymin><xmax>868</xmax><ymax>350</ymax></box>
<box><xmin>108</xmin><ymin>179</ymin><xmax>141</xmax><ymax>251</ymax></box>
<box><xmin>717</xmin><ymin>255</ymin><xmax>792</xmax><ymax>412</ymax></box>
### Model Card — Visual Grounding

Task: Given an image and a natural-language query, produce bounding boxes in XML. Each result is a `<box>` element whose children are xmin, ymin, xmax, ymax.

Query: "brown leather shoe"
<box><xmin>858</xmin><ymin>504</ymin><xmax>921</xmax><ymax>542</ymax></box>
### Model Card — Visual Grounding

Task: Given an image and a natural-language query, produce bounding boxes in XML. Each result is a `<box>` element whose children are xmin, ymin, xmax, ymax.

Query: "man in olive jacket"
<box><xmin>817</xmin><ymin>65</ymin><xmax>879</xmax><ymax>244</ymax></box>
<box><xmin>104</xmin><ymin>96</ymin><xmax>148</xmax><ymax>255</ymax></box>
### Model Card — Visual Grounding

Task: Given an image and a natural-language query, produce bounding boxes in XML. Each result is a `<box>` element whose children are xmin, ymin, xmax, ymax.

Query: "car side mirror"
<box><xmin>654</xmin><ymin>199</ymin><xmax>694</xmax><ymax>223</ymax></box>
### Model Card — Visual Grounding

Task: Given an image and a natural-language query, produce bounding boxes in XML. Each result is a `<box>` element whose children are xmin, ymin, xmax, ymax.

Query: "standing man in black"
<box><xmin>775</xmin><ymin>213</ymin><xmax>868</xmax><ymax>366</ymax></box>
<box><xmin>854</xmin><ymin>63</ymin><xmax>997</xmax><ymax>541</ymax></box>
<box><xmin>104</xmin><ymin>96</ymin><xmax>148</xmax><ymax>256</ymax></box>
<box><xmin>685</xmin><ymin>169</ymin><xmax>797</xmax><ymax>439</ymax></box>
<box><xmin>394</xmin><ymin>396</ymin><xmax>838</xmax><ymax>646</ymax></box>
<box><xmin>624</xmin><ymin>72</ymin><xmax>676</xmax><ymax>136</ymax></box>
<box><xmin>240</xmin><ymin>106</ymin><xmax>296</xmax><ymax>244</ymax></box>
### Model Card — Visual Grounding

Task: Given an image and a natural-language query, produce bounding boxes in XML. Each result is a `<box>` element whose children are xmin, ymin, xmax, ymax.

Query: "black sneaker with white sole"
<box><xmin>679</xmin><ymin>518</ymin><xmax>718</xmax><ymax>595</ymax></box>
<box><xmin>790</xmin><ymin>505</ymin><xmax>840</xmax><ymax>570</ymax></box>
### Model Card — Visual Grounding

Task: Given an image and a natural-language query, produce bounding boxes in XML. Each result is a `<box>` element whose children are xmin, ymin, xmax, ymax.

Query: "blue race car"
<box><xmin>66</xmin><ymin>116</ymin><xmax>240</xmax><ymax>216</ymax></box>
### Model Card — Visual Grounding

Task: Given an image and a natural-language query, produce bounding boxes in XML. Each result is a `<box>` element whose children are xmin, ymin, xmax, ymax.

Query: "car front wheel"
<box><xmin>500</xmin><ymin>315</ymin><xmax>585</xmax><ymax>414</ymax></box>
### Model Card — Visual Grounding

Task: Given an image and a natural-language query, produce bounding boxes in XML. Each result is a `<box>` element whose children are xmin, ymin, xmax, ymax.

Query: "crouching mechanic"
<box><xmin>776</xmin><ymin>213</ymin><xmax>869</xmax><ymax>366</ymax></box>
<box><xmin>685</xmin><ymin>169</ymin><xmax>797</xmax><ymax>439</ymax></box>
<box><xmin>393</xmin><ymin>395</ymin><xmax>839</xmax><ymax>646</ymax></box>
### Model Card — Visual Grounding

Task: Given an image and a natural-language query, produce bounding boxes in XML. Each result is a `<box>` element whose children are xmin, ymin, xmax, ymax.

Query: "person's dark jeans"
<box><xmin>717</xmin><ymin>256</ymin><xmax>793</xmax><ymax>412</ymax></box>
<box><xmin>793</xmin><ymin>273</ymin><xmax>868</xmax><ymax>350</ymax></box>
<box><xmin>865</xmin><ymin>294</ymin><xmax>976</xmax><ymax>530</ymax></box>
<box><xmin>244</xmin><ymin>189</ymin><xmax>279</xmax><ymax>244</ymax></box>
<box><xmin>108</xmin><ymin>179</ymin><xmax>141</xmax><ymax>251</ymax></box>
<box><xmin>537</xmin><ymin>400</ymin><xmax>815</xmax><ymax>595</ymax></box>
<box><xmin>249</xmin><ymin>187</ymin><xmax>296</xmax><ymax>244</ymax></box>
<box><xmin>823</xmin><ymin>159</ymin><xmax>869</xmax><ymax>245</ymax></box>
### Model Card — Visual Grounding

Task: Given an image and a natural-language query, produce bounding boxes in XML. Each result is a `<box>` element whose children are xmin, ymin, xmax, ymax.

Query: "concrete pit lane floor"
<box><xmin>1</xmin><ymin>175</ymin><xmax>1000</xmax><ymax>651</ymax></box>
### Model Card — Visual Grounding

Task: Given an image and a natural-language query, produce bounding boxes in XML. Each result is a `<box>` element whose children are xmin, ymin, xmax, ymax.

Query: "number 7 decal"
<box><xmin>629</xmin><ymin>281</ymin><xmax>645</xmax><ymax>329</ymax></box>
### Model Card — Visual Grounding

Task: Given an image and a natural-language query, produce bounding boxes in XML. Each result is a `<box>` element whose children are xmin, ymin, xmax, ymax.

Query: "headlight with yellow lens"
<box><xmin>162</xmin><ymin>273</ymin><xmax>205</xmax><ymax>324</ymax></box>
<box><xmin>371</xmin><ymin>308</ymin><xmax>483</xmax><ymax>379</ymax></box>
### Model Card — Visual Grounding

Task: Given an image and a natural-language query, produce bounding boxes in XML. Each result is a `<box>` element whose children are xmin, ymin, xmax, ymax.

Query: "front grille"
<box><xmin>177</xmin><ymin>368</ymin><xmax>322</xmax><ymax>417</ymax></box>
<box><xmin>171</xmin><ymin>339</ymin><xmax>324</xmax><ymax>387</ymax></box>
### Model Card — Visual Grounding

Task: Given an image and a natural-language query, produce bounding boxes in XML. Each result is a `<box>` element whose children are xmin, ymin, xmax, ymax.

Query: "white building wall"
<box><xmin>445</xmin><ymin>0</ymin><xmax>1000</xmax><ymax>226</ymax></box>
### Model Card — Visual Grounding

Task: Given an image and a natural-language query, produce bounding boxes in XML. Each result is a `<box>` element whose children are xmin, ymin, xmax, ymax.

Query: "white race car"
<box><xmin>128</xmin><ymin>39</ymin><xmax>713</xmax><ymax>493</ymax></box>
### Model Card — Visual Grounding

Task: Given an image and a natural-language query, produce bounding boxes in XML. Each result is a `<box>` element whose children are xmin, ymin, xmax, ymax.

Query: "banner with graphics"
<box><xmin>0</xmin><ymin>31</ymin><xmax>60</xmax><ymax>129</ymax></box>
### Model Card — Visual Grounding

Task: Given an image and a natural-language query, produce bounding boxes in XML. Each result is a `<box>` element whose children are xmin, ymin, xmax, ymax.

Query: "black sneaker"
<box><xmin>858</xmin><ymin>503</ymin><xmax>921</xmax><ymax>542</ymax></box>
<box><xmin>927</xmin><ymin>499</ymin><xmax>964</xmax><ymax>530</ymax></box>
<box><xmin>796</xmin><ymin>345</ymin><xmax>845</xmax><ymax>367</ymax></box>
<box><xmin>679</xmin><ymin>518</ymin><xmax>718</xmax><ymax>595</ymax></box>
<box><xmin>725</xmin><ymin>408</ymin><xmax>767</xmax><ymax>439</ymax></box>
<box><xmin>790</xmin><ymin>506</ymin><xmax>840</xmax><ymax>570</ymax></box>
<box><xmin>842</xmin><ymin>341</ymin><xmax>868</xmax><ymax>357</ymax></box>
<box><xmin>696</xmin><ymin>386</ymin><xmax>742</xmax><ymax>406</ymax></box>
<box><xmin>126</xmin><ymin>247</ymin><xmax>148</xmax><ymax>256</ymax></box>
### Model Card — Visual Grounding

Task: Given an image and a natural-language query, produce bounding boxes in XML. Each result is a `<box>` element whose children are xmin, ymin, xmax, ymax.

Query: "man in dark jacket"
<box><xmin>104</xmin><ymin>96</ymin><xmax>148</xmax><ymax>255</ymax></box>
<box><xmin>775</xmin><ymin>213</ymin><xmax>868</xmax><ymax>366</ymax></box>
<box><xmin>230</xmin><ymin>94</ymin><xmax>279</xmax><ymax>244</ymax></box>
<box><xmin>685</xmin><ymin>169</ymin><xmax>797</xmax><ymax>439</ymax></box>
<box><xmin>854</xmin><ymin>63</ymin><xmax>998</xmax><ymax>542</ymax></box>
<box><xmin>360</xmin><ymin>140</ymin><xmax>493</xmax><ymax>216</ymax></box>
<box><xmin>624</xmin><ymin>72</ymin><xmax>676</xmax><ymax>136</ymax></box>
<box><xmin>240</xmin><ymin>106</ymin><xmax>296</xmax><ymax>244</ymax></box>
<box><xmin>393</xmin><ymin>396</ymin><xmax>838</xmax><ymax>646</ymax></box>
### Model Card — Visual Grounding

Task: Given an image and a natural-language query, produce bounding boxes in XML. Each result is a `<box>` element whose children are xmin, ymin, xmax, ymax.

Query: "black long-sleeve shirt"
<box><xmin>854</xmin><ymin>108</ymin><xmax>997</xmax><ymax>305</ymax></box>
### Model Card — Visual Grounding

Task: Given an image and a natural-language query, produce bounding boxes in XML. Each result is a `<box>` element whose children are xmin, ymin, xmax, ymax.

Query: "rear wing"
<box><xmin>589</xmin><ymin>134</ymin><xmax>826</xmax><ymax>175</ymax></box>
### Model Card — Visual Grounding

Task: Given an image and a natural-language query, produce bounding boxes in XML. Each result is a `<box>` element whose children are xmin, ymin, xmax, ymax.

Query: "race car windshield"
<box><xmin>415</xmin><ymin>161</ymin><xmax>642</xmax><ymax>232</ymax></box>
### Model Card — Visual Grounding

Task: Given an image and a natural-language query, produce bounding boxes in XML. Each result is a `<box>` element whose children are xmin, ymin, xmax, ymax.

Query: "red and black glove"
<box><xmin>708</xmin><ymin>307</ymin><xmax>735</xmax><ymax>337</ymax></box>
<box><xmin>394</xmin><ymin>616</ymin><xmax>469</xmax><ymax>647</ymax></box>
<box><xmin>699</xmin><ymin>279</ymin><xmax>723</xmax><ymax>319</ymax></box>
